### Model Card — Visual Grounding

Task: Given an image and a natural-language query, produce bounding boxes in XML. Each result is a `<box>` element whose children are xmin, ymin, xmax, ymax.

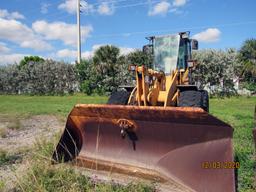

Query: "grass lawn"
<box><xmin>0</xmin><ymin>94</ymin><xmax>108</xmax><ymax>118</ymax></box>
<box><xmin>210</xmin><ymin>97</ymin><xmax>256</xmax><ymax>191</ymax></box>
<box><xmin>0</xmin><ymin>94</ymin><xmax>255</xmax><ymax>191</ymax></box>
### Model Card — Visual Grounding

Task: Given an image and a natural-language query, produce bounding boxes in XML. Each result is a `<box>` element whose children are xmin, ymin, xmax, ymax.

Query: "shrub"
<box><xmin>81</xmin><ymin>80</ymin><xmax>93</xmax><ymax>95</ymax></box>
<box><xmin>0</xmin><ymin>60</ymin><xmax>78</xmax><ymax>95</ymax></box>
<box><xmin>193</xmin><ymin>49</ymin><xmax>241</xmax><ymax>97</ymax></box>
<box><xmin>241</xmin><ymin>82</ymin><xmax>256</xmax><ymax>93</ymax></box>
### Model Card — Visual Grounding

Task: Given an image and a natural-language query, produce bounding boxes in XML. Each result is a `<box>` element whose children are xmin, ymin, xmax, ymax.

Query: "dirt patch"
<box><xmin>0</xmin><ymin>115</ymin><xmax>64</xmax><ymax>152</ymax></box>
<box><xmin>0</xmin><ymin>115</ymin><xmax>64</xmax><ymax>191</ymax></box>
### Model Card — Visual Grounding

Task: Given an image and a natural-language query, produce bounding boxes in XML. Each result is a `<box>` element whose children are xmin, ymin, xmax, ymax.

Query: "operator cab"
<box><xmin>143</xmin><ymin>32</ymin><xmax>198</xmax><ymax>74</ymax></box>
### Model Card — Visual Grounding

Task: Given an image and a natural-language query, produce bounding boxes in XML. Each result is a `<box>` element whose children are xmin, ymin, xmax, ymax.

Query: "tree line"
<box><xmin>0</xmin><ymin>39</ymin><xmax>255</xmax><ymax>96</ymax></box>
<box><xmin>0</xmin><ymin>58</ymin><xmax>77</xmax><ymax>95</ymax></box>
<box><xmin>193</xmin><ymin>39</ymin><xmax>255</xmax><ymax>96</ymax></box>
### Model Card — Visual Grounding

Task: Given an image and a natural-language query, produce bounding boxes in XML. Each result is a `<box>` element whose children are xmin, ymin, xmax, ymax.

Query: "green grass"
<box><xmin>0</xmin><ymin>94</ymin><xmax>255</xmax><ymax>191</ymax></box>
<box><xmin>0</xmin><ymin>180</ymin><xmax>5</xmax><ymax>191</ymax></box>
<box><xmin>16</xmin><ymin>137</ymin><xmax>155</xmax><ymax>192</ymax></box>
<box><xmin>0</xmin><ymin>94</ymin><xmax>108</xmax><ymax>118</ymax></box>
<box><xmin>210</xmin><ymin>96</ymin><xmax>256</xmax><ymax>192</ymax></box>
<box><xmin>0</xmin><ymin>149</ymin><xmax>23</xmax><ymax>166</ymax></box>
<box><xmin>0</xmin><ymin>150</ymin><xmax>11</xmax><ymax>165</ymax></box>
<box><xmin>19</xmin><ymin>162</ymin><xmax>155</xmax><ymax>192</ymax></box>
<box><xmin>0</xmin><ymin>127</ymin><xmax>7</xmax><ymax>138</ymax></box>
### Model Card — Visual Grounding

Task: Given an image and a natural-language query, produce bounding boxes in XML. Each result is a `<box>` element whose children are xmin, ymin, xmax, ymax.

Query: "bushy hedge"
<box><xmin>1</xmin><ymin>42</ymin><xmax>253</xmax><ymax>96</ymax></box>
<box><xmin>0</xmin><ymin>60</ymin><xmax>77</xmax><ymax>95</ymax></box>
<box><xmin>192</xmin><ymin>48</ymin><xmax>241</xmax><ymax>96</ymax></box>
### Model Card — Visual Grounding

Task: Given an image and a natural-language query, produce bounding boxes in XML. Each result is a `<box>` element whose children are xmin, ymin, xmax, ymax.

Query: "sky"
<box><xmin>0</xmin><ymin>0</ymin><xmax>255</xmax><ymax>65</ymax></box>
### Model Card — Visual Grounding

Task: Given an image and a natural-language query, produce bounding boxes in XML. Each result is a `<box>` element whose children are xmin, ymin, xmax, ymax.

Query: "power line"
<box><xmin>40</xmin><ymin>0</ymin><xmax>131</xmax><ymax>20</ymax></box>
<box><xmin>89</xmin><ymin>21</ymin><xmax>256</xmax><ymax>39</ymax></box>
<box><xmin>16</xmin><ymin>0</ymin><xmax>65</xmax><ymax>18</ymax></box>
<box><xmin>112</xmin><ymin>0</ymin><xmax>161</xmax><ymax>9</ymax></box>
<box><xmin>29</xmin><ymin>0</ymin><xmax>157</xmax><ymax>21</ymax></box>
<box><xmin>9</xmin><ymin>0</ymin><xmax>158</xmax><ymax>21</ymax></box>
<box><xmin>59</xmin><ymin>0</ymin><xmax>161</xmax><ymax>17</ymax></box>
<box><xmin>84</xmin><ymin>0</ymin><xmax>161</xmax><ymax>12</ymax></box>
<box><xmin>87</xmin><ymin>0</ymin><xmax>133</xmax><ymax>6</ymax></box>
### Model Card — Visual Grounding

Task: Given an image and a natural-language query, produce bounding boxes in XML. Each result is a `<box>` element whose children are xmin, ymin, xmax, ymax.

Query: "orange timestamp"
<box><xmin>201</xmin><ymin>161</ymin><xmax>240</xmax><ymax>169</ymax></box>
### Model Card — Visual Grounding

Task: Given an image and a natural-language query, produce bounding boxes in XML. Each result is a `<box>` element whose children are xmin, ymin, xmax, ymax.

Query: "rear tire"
<box><xmin>178</xmin><ymin>90</ymin><xmax>209</xmax><ymax>112</ymax></box>
<box><xmin>107</xmin><ymin>90</ymin><xmax>131</xmax><ymax>105</ymax></box>
<box><xmin>199</xmin><ymin>90</ymin><xmax>209</xmax><ymax>112</ymax></box>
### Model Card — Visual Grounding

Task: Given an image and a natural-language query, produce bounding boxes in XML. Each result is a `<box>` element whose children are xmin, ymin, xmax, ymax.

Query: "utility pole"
<box><xmin>77</xmin><ymin>0</ymin><xmax>81</xmax><ymax>64</ymax></box>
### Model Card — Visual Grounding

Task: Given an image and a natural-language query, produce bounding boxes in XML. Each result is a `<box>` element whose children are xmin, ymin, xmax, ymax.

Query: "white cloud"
<box><xmin>193</xmin><ymin>28</ymin><xmax>221</xmax><ymax>43</ymax></box>
<box><xmin>58</xmin><ymin>0</ymin><xmax>116</xmax><ymax>16</ymax></box>
<box><xmin>56</xmin><ymin>45</ymin><xmax>135</xmax><ymax>60</ymax></box>
<box><xmin>81</xmin><ymin>51</ymin><xmax>93</xmax><ymax>59</ymax></box>
<box><xmin>56</xmin><ymin>49</ymin><xmax>93</xmax><ymax>60</ymax></box>
<box><xmin>57</xmin><ymin>49</ymin><xmax>77</xmax><ymax>58</ymax></box>
<box><xmin>0</xmin><ymin>18</ymin><xmax>52</xmax><ymax>51</ymax></box>
<box><xmin>173</xmin><ymin>0</ymin><xmax>187</xmax><ymax>7</ymax></box>
<box><xmin>56</xmin><ymin>45</ymin><xmax>101</xmax><ymax>60</ymax></box>
<box><xmin>20</xmin><ymin>40</ymin><xmax>52</xmax><ymax>50</ymax></box>
<box><xmin>120</xmin><ymin>47</ymin><xmax>136</xmax><ymax>55</ymax></box>
<box><xmin>0</xmin><ymin>9</ymin><xmax>25</xmax><ymax>20</ymax></box>
<box><xmin>58</xmin><ymin>0</ymin><xmax>94</xmax><ymax>14</ymax></box>
<box><xmin>58</xmin><ymin>0</ymin><xmax>77</xmax><ymax>14</ymax></box>
<box><xmin>0</xmin><ymin>53</ymin><xmax>27</xmax><ymax>65</ymax></box>
<box><xmin>0</xmin><ymin>42</ymin><xmax>10</xmax><ymax>53</ymax></box>
<box><xmin>148</xmin><ymin>0</ymin><xmax>187</xmax><ymax>16</ymax></box>
<box><xmin>32</xmin><ymin>20</ymin><xmax>93</xmax><ymax>46</ymax></box>
<box><xmin>97</xmin><ymin>3</ymin><xmax>115</xmax><ymax>15</ymax></box>
<box><xmin>41</xmin><ymin>3</ymin><xmax>50</xmax><ymax>14</ymax></box>
<box><xmin>148</xmin><ymin>1</ymin><xmax>171</xmax><ymax>16</ymax></box>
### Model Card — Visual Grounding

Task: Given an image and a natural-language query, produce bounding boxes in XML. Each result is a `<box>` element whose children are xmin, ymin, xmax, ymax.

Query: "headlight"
<box><xmin>128</xmin><ymin>64</ymin><xmax>137</xmax><ymax>71</ymax></box>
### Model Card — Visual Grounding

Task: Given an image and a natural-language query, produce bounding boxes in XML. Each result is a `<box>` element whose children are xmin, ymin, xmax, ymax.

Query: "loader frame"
<box><xmin>128</xmin><ymin>32</ymin><xmax>197</xmax><ymax>107</ymax></box>
<box><xmin>128</xmin><ymin>66</ymin><xmax>192</xmax><ymax>107</ymax></box>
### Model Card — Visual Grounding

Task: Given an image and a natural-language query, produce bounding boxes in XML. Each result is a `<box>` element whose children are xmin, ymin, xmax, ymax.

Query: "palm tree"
<box><xmin>92</xmin><ymin>45</ymin><xmax>121</xmax><ymax>92</ymax></box>
<box><xmin>93</xmin><ymin>45</ymin><xmax>120</xmax><ymax>75</ymax></box>
<box><xmin>239</xmin><ymin>38</ymin><xmax>256</xmax><ymax>80</ymax></box>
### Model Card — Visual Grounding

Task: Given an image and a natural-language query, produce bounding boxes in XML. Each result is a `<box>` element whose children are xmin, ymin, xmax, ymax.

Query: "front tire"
<box><xmin>178</xmin><ymin>90</ymin><xmax>209</xmax><ymax>112</ymax></box>
<box><xmin>107</xmin><ymin>90</ymin><xmax>131</xmax><ymax>105</ymax></box>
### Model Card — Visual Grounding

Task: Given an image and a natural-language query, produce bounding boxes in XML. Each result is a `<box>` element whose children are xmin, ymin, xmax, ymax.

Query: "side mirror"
<box><xmin>187</xmin><ymin>60</ymin><xmax>197</xmax><ymax>68</ymax></box>
<box><xmin>128</xmin><ymin>64</ymin><xmax>137</xmax><ymax>71</ymax></box>
<box><xmin>191</xmin><ymin>39</ymin><xmax>198</xmax><ymax>50</ymax></box>
<box><xmin>142</xmin><ymin>44</ymin><xmax>153</xmax><ymax>55</ymax></box>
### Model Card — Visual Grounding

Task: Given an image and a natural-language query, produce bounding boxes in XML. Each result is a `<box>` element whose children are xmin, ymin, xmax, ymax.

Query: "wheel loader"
<box><xmin>53</xmin><ymin>32</ymin><xmax>236</xmax><ymax>192</ymax></box>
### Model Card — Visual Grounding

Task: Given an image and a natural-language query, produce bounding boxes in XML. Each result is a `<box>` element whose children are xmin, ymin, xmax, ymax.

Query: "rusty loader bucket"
<box><xmin>53</xmin><ymin>104</ymin><xmax>235</xmax><ymax>192</ymax></box>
